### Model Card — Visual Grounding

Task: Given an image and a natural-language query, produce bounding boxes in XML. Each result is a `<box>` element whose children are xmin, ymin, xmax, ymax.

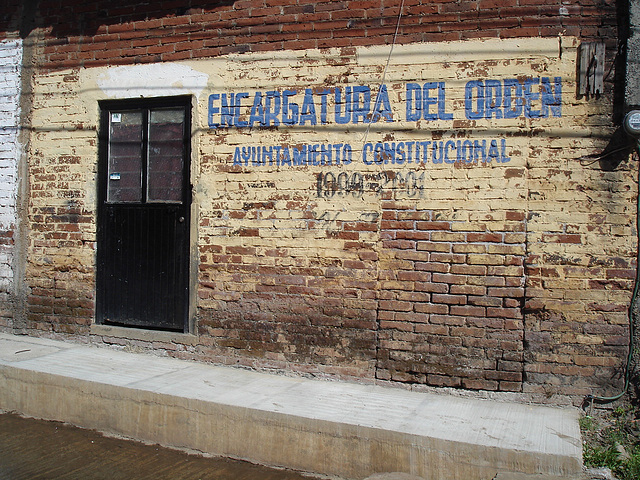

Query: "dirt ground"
<box><xmin>0</xmin><ymin>412</ymin><xmax>322</xmax><ymax>480</ymax></box>
<box><xmin>580</xmin><ymin>400</ymin><xmax>640</xmax><ymax>480</ymax></box>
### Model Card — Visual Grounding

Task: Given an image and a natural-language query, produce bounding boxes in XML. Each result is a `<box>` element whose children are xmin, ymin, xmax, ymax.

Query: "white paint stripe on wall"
<box><xmin>0</xmin><ymin>38</ymin><xmax>23</xmax><ymax>291</ymax></box>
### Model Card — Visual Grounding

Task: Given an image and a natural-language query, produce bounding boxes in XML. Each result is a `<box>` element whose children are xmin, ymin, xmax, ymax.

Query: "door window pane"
<box><xmin>147</xmin><ymin>108</ymin><xmax>185</xmax><ymax>203</ymax></box>
<box><xmin>107</xmin><ymin>111</ymin><xmax>143</xmax><ymax>203</ymax></box>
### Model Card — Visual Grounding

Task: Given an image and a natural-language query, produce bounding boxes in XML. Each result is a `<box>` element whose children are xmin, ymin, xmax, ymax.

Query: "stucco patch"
<box><xmin>96</xmin><ymin>63</ymin><xmax>208</xmax><ymax>99</ymax></box>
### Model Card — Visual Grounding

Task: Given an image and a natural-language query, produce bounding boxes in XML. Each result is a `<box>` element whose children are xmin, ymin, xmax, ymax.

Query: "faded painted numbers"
<box><xmin>317</xmin><ymin>171</ymin><xmax>425</xmax><ymax>199</ymax></box>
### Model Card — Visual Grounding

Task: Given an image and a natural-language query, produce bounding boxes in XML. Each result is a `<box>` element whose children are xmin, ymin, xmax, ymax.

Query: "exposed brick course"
<box><xmin>377</xmin><ymin>202</ymin><xmax>526</xmax><ymax>390</ymax></box>
<box><xmin>32</xmin><ymin>0</ymin><xmax>619</xmax><ymax>71</ymax></box>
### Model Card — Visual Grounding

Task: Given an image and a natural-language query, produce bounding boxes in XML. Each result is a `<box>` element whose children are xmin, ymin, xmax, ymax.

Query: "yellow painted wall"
<box><xmin>25</xmin><ymin>36</ymin><xmax>632</xmax><ymax>404</ymax></box>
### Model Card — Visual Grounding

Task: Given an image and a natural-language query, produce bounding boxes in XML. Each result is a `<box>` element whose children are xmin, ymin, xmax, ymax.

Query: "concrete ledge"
<box><xmin>90</xmin><ymin>324</ymin><xmax>199</xmax><ymax>345</ymax></box>
<box><xmin>0</xmin><ymin>333</ymin><xmax>582</xmax><ymax>480</ymax></box>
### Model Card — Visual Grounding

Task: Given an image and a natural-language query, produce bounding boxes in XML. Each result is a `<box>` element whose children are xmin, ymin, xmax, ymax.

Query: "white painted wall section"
<box><xmin>96</xmin><ymin>63</ymin><xmax>209</xmax><ymax>99</ymax></box>
<box><xmin>0</xmin><ymin>38</ymin><xmax>22</xmax><ymax>293</ymax></box>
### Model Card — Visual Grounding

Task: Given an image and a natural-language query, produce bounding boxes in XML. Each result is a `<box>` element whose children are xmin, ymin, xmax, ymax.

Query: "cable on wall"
<box><xmin>359</xmin><ymin>0</ymin><xmax>405</xmax><ymax>155</ymax></box>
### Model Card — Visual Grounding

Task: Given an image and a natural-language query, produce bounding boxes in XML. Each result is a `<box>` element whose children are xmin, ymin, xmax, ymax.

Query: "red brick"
<box><xmin>432</xmin><ymin>294</ymin><xmax>467</xmax><ymax>305</ymax></box>
<box><xmin>542</xmin><ymin>234</ymin><xmax>582</xmax><ymax>244</ymax></box>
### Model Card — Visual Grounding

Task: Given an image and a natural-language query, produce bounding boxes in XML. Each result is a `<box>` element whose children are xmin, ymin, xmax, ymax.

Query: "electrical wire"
<box><xmin>585</xmin><ymin>138</ymin><xmax>640</xmax><ymax>406</ymax></box>
<box><xmin>578</xmin><ymin>144</ymin><xmax>634</xmax><ymax>167</ymax></box>
<box><xmin>359</xmin><ymin>0</ymin><xmax>405</xmax><ymax>153</ymax></box>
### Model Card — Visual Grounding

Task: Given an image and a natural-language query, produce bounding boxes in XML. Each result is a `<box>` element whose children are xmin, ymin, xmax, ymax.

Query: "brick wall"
<box><xmin>523</xmin><ymin>136</ymin><xmax>637</xmax><ymax>400</ymax></box>
<box><xmin>19</xmin><ymin>0</ymin><xmax>635</xmax><ymax>405</ymax></box>
<box><xmin>37</xmin><ymin>0</ymin><xmax>618</xmax><ymax>70</ymax></box>
<box><xmin>377</xmin><ymin>204</ymin><xmax>527</xmax><ymax>391</ymax></box>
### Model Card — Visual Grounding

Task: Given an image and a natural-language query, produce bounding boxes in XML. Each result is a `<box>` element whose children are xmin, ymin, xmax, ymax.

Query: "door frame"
<box><xmin>95</xmin><ymin>95</ymin><xmax>193</xmax><ymax>333</ymax></box>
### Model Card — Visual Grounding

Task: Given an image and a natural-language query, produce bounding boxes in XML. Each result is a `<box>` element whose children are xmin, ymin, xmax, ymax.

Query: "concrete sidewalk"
<box><xmin>0</xmin><ymin>333</ymin><xmax>582</xmax><ymax>480</ymax></box>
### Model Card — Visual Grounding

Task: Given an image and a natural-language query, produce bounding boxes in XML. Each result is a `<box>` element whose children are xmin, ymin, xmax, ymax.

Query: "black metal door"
<box><xmin>96</xmin><ymin>97</ymin><xmax>191</xmax><ymax>332</ymax></box>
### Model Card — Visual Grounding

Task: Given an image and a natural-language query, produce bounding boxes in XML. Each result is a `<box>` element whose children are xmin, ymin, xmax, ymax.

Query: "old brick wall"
<box><xmin>523</xmin><ymin>132</ymin><xmax>637</xmax><ymax>400</ymax></box>
<box><xmin>26</xmin><ymin>66</ymin><xmax>97</xmax><ymax>336</ymax></box>
<box><xmin>20</xmin><ymin>0</ymin><xmax>633</xmax><ymax>405</ymax></box>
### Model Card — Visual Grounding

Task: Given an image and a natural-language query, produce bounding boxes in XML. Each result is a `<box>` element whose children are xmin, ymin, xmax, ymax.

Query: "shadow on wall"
<box><xmin>18</xmin><ymin>0</ymin><xmax>237</xmax><ymax>39</ymax></box>
<box><xmin>577</xmin><ymin>127</ymin><xmax>636</xmax><ymax>172</ymax></box>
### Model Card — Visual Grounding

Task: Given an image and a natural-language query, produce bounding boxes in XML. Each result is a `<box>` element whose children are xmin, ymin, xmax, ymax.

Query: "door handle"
<box><xmin>178</xmin><ymin>216</ymin><xmax>185</xmax><ymax>223</ymax></box>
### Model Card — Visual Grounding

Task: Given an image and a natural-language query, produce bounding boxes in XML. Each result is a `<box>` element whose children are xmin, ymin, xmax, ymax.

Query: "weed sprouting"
<box><xmin>581</xmin><ymin>404</ymin><xmax>640</xmax><ymax>480</ymax></box>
